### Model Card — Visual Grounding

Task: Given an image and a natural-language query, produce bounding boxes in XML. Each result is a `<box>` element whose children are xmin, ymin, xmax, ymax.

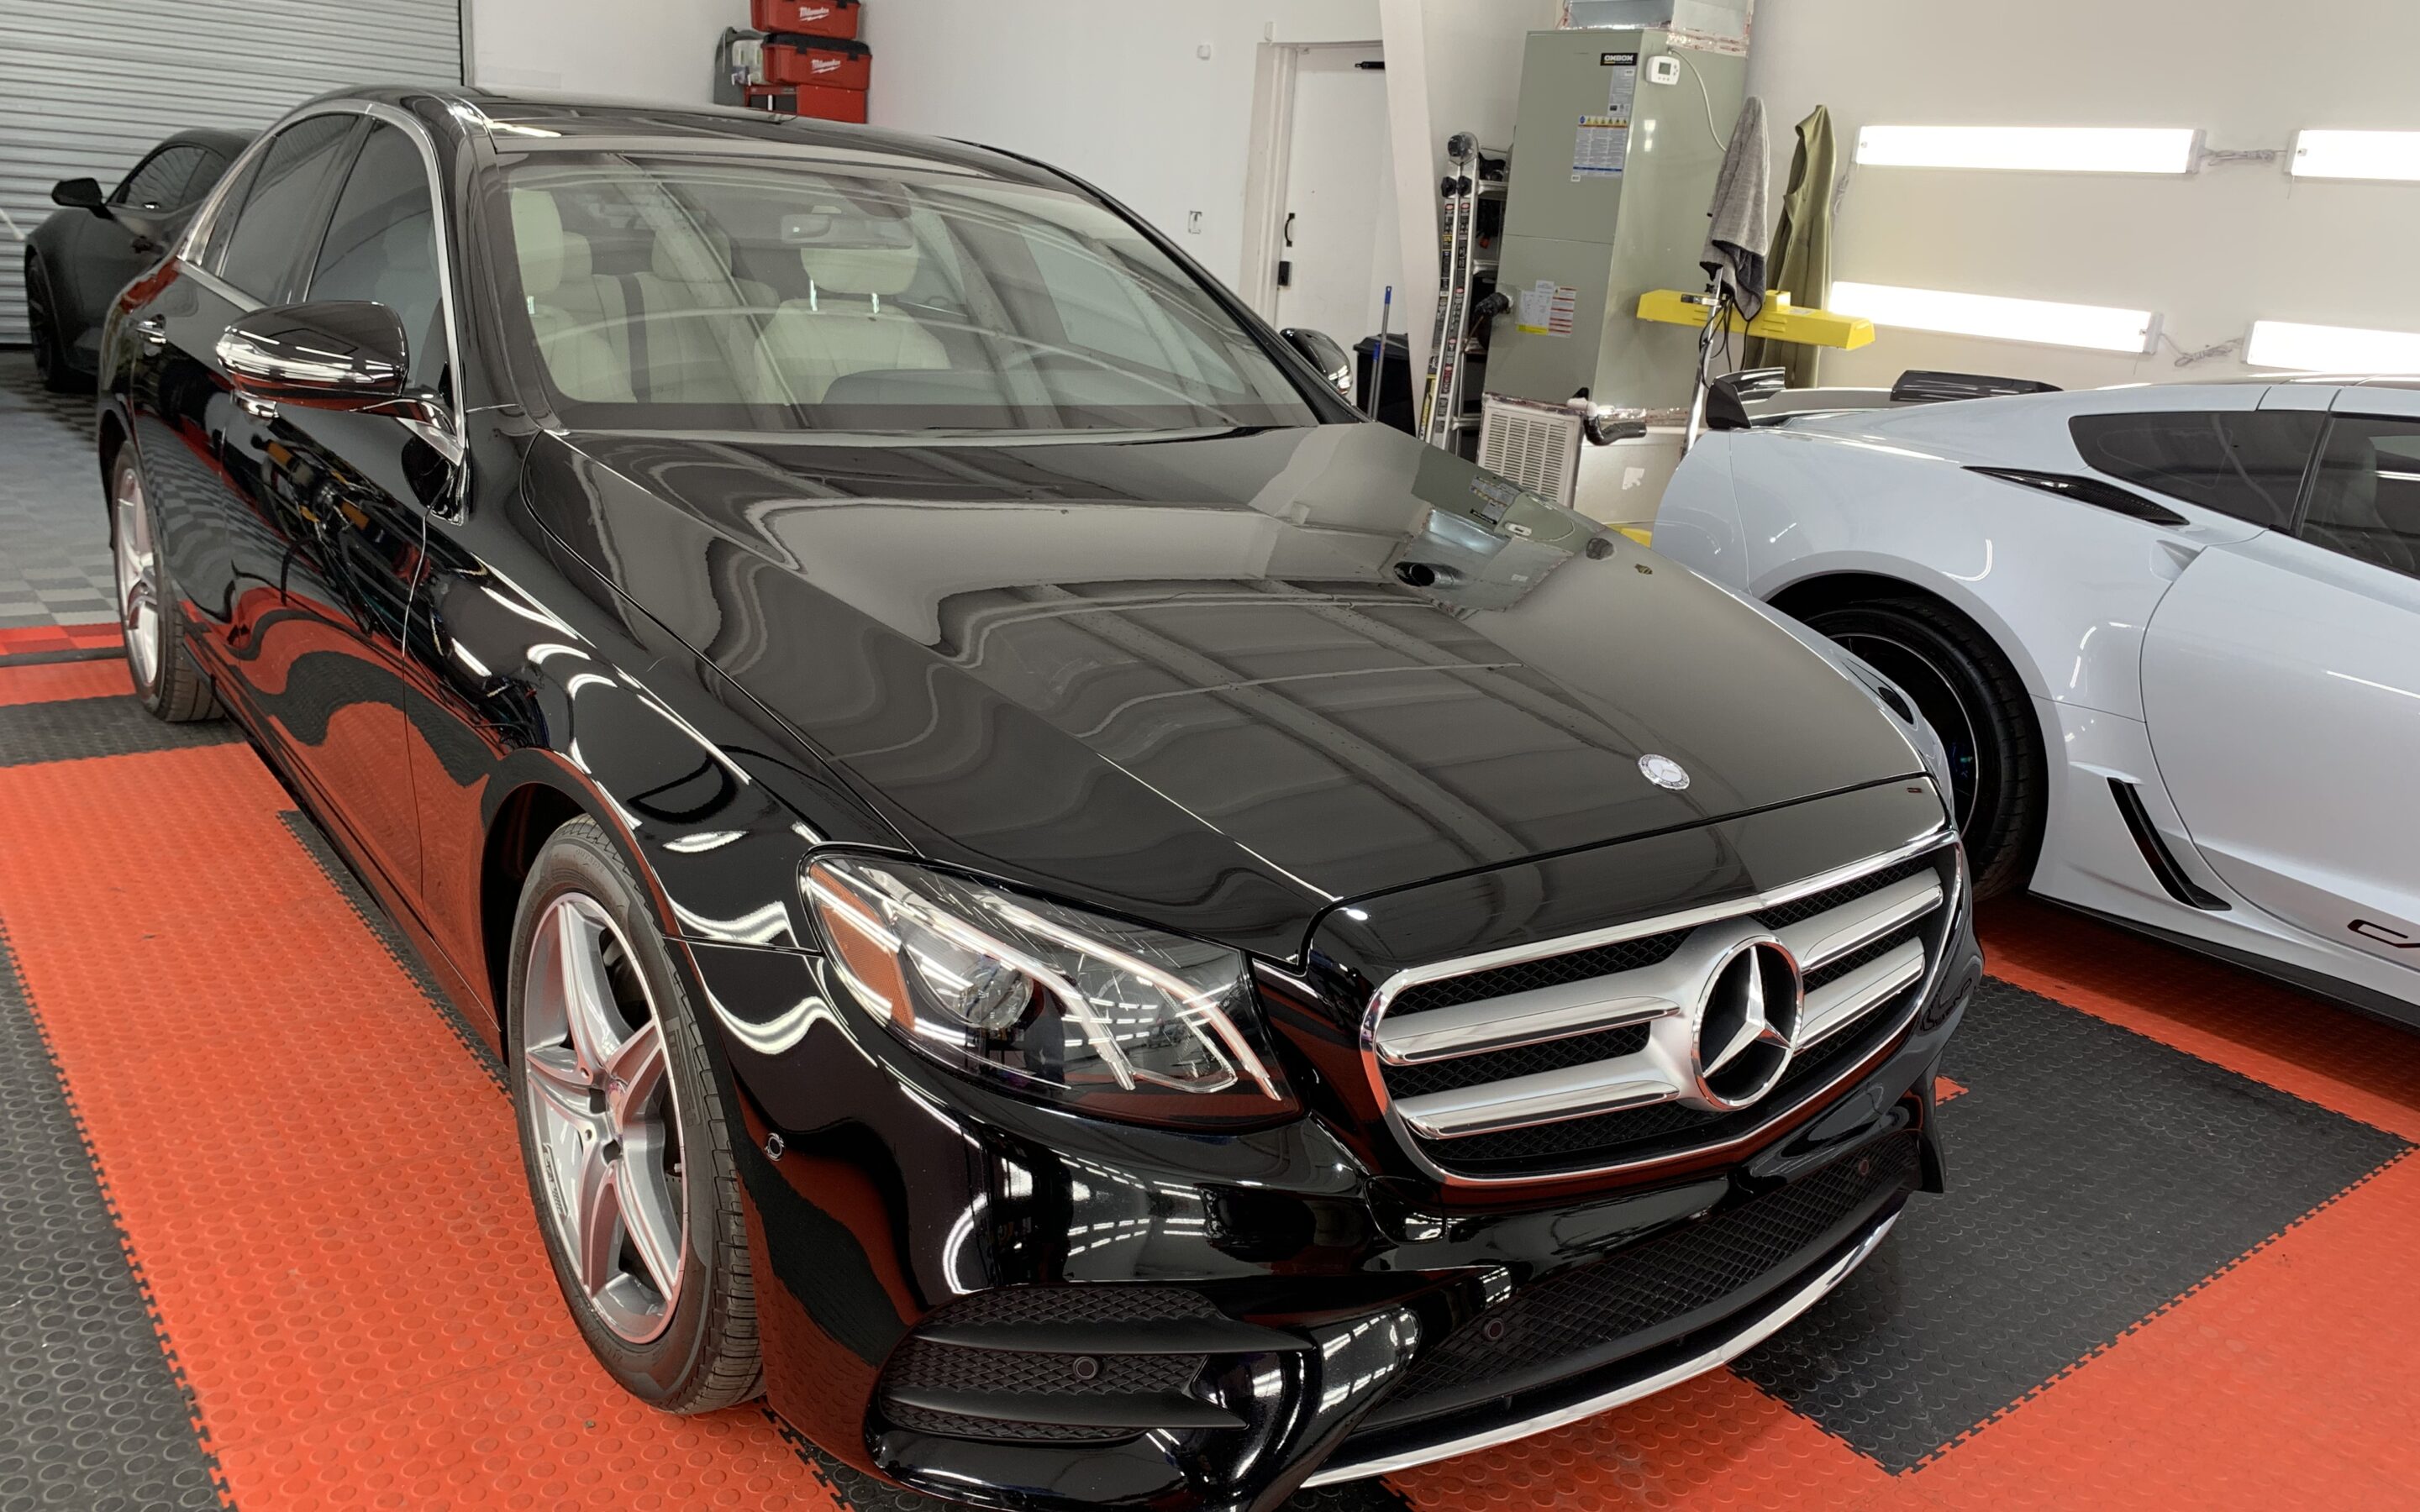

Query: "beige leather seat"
<box><xmin>511</xmin><ymin>190</ymin><xmax>634</xmax><ymax>402</ymax></box>
<box><xmin>754</xmin><ymin>240</ymin><xmax>950</xmax><ymax>405</ymax></box>
<box><xmin>618</xmin><ymin>229</ymin><xmax>778</xmax><ymax>403</ymax></box>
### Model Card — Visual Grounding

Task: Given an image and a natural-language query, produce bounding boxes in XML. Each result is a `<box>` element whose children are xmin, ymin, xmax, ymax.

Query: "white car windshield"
<box><xmin>500</xmin><ymin>153</ymin><xmax>1321</xmax><ymax>433</ymax></box>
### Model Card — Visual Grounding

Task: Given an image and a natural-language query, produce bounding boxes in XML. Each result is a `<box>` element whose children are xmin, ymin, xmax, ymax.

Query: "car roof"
<box><xmin>159</xmin><ymin>127</ymin><xmax>255</xmax><ymax>156</ymax></box>
<box><xmin>315</xmin><ymin>85</ymin><xmax>1063</xmax><ymax>188</ymax></box>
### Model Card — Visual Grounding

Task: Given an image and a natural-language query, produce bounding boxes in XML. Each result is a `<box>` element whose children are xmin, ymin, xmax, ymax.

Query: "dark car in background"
<box><xmin>96</xmin><ymin>87</ymin><xmax>1981</xmax><ymax>1509</ymax></box>
<box><xmin>25</xmin><ymin>127</ymin><xmax>250</xmax><ymax>391</ymax></box>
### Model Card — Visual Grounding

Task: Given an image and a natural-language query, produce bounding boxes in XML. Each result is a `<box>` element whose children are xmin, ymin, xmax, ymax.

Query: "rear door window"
<box><xmin>2069</xmin><ymin>410</ymin><xmax>2321</xmax><ymax>528</ymax></box>
<box><xmin>217</xmin><ymin>115</ymin><xmax>360</xmax><ymax>302</ymax></box>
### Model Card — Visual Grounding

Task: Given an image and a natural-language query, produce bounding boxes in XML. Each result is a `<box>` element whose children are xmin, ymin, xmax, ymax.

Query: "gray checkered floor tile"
<box><xmin>0</xmin><ymin>352</ymin><xmax>115</xmax><ymax>631</ymax></box>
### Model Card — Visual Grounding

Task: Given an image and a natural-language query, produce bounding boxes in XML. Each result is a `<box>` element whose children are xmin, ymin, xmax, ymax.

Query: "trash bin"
<box><xmin>1354</xmin><ymin>333</ymin><xmax>1416</xmax><ymax>435</ymax></box>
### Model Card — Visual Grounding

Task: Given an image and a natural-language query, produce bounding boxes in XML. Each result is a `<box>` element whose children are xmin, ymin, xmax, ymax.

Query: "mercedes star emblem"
<box><xmin>1639</xmin><ymin>753</ymin><xmax>1691</xmax><ymax>790</ymax></box>
<box><xmin>1691</xmin><ymin>942</ymin><xmax>1802</xmax><ymax>1110</ymax></box>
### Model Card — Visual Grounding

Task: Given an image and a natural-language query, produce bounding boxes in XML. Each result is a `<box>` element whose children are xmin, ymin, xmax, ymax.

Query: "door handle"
<box><xmin>134</xmin><ymin>316</ymin><xmax>167</xmax><ymax>349</ymax></box>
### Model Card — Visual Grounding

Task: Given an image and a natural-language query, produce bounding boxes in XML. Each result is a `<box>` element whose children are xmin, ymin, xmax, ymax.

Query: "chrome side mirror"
<box><xmin>217</xmin><ymin>301</ymin><xmax>460</xmax><ymax>463</ymax></box>
<box><xmin>218</xmin><ymin>301</ymin><xmax>411</xmax><ymax>406</ymax></box>
<box><xmin>1281</xmin><ymin>327</ymin><xmax>1354</xmax><ymax>400</ymax></box>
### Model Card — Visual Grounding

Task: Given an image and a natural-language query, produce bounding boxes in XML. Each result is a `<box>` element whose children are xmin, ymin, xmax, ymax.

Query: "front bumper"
<box><xmin>695</xmin><ymin>872</ymin><xmax>1979</xmax><ymax>1512</ymax></box>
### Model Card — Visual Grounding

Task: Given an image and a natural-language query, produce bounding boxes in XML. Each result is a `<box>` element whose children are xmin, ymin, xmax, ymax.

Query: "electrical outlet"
<box><xmin>1188</xmin><ymin>211</ymin><xmax>1205</xmax><ymax>234</ymax></box>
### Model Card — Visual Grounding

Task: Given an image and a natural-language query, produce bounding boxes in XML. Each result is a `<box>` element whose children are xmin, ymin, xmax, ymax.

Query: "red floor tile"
<box><xmin>0</xmin><ymin>657</ymin><xmax>134</xmax><ymax>706</ymax></box>
<box><xmin>0</xmin><ymin>743</ymin><xmax>842</xmax><ymax>1510</ymax></box>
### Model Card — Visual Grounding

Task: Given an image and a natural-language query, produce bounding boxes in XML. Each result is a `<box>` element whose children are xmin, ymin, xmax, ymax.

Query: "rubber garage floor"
<box><xmin>3</xmin><ymin>356</ymin><xmax>2420</xmax><ymax>1510</ymax></box>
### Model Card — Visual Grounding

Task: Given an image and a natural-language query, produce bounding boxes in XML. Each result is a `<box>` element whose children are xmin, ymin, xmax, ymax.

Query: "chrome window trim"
<box><xmin>1302</xmin><ymin>1206</ymin><xmax>1903</xmax><ymax>1484</ymax></box>
<box><xmin>173</xmin><ymin>99</ymin><xmax>468</xmax><ymax>501</ymax></box>
<box><xmin>1354</xmin><ymin>825</ymin><xmax>1960</xmax><ymax>1189</ymax></box>
<box><xmin>179</xmin><ymin>265</ymin><xmax>260</xmax><ymax>316</ymax></box>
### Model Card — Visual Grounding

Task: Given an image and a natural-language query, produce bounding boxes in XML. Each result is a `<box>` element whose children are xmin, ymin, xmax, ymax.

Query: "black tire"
<box><xmin>24</xmin><ymin>255</ymin><xmax>83</xmax><ymax>394</ymax></box>
<box><xmin>505</xmin><ymin>816</ymin><xmax>761</xmax><ymax>1413</ymax></box>
<box><xmin>1802</xmin><ymin>596</ymin><xmax>2044</xmax><ymax>900</ymax></box>
<box><xmin>109</xmin><ymin>449</ymin><xmax>222</xmax><ymax>722</ymax></box>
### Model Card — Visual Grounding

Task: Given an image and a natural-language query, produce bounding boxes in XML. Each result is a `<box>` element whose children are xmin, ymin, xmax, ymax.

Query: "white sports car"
<box><xmin>1654</xmin><ymin>370</ymin><xmax>2420</xmax><ymax>1026</ymax></box>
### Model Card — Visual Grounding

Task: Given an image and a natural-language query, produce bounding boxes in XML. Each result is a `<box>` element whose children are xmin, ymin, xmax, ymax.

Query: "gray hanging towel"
<box><xmin>1700</xmin><ymin>96</ymin><xmax>1771</xmax><ymax>322</ymax></box>
<box><xmin>1746</xmin><ymin>105</ymin><xmax>1839</xmax><ymax>387</ymax></box>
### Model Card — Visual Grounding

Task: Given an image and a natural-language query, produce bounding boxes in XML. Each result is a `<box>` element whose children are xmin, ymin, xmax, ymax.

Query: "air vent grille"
<box><xmin>1478</xmin><ymin>396</ymin><xmax>1582</xmax><ymax>505</ymax></box>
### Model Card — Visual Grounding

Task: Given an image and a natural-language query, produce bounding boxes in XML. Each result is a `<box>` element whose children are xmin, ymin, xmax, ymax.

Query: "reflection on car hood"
<box><xmin>529</xmin><ymin>423</ymin><xmax>1927</xmax><ymax>958</ymax></box>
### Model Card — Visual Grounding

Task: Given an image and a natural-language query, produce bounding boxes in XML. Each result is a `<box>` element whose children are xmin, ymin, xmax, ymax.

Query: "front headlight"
<box><xmin>803</xmin><ymin>854</ymin><xmax>1298</xmax><ymax>1128</ymax></box>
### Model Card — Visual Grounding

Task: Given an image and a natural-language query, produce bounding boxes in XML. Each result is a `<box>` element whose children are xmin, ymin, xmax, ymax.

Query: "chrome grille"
<box><xmin>1364</xmin><ymin>837</ymin><xmax>1958</xmax><ymax>1183</ymax></box>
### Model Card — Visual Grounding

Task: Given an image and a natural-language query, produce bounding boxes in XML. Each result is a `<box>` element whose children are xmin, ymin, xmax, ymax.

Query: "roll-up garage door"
<box><xmin>0</xmin><ymin>0</ymin><xmax>461</xmax><ymax>343</ymax></box>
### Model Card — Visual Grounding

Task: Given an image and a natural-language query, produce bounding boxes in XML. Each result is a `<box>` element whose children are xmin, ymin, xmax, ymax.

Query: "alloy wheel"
<box><xmin>521</xmin><ymin>892</ymin><xmax>689</xmax><ymax>1345</ymax></box>
<box><xmin>112</xmin><ymin>465</ymin><xmax>162</xmax><ymax>691</ymax></box>
<box><xmin>1829</xmin><ymin>629</ymin><xmax>1983</xmax><ymax>832</ymax></box>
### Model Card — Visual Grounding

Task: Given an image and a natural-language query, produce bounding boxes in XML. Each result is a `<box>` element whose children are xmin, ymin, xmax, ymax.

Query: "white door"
<box><xmin>1272</xmin><ymin>50</ymin><xmax>1399</xmax><ymax>349</ymax></box>
<box><xmin>2139</xmin><ymin>408</ymin><xmax>2420</xmax><ymax>975</ymax></box>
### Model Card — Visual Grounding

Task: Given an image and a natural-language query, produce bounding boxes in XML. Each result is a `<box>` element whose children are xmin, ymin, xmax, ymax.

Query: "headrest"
<box><xmin>512</xmin><ymin>190</ymin><xmax>567</xmax><ymax>297</ymax></box>
<box><xmin>651</xmin><ymin>228</ymin><xmax>735</xmax><ymax>283</ymax></box>
<box><xmin>554</xmin><ymin>230</ymin><xmax>593</xmax><ymax>286</ymax></box>
<box><xmin>380</xmin><ymin>216</ymin><xmax>434</xmax><ymax>273</ymax></box>
<box><xmin>785</xmin><ymin>203</ymin><xmax>919</xmax><ymax>297</ymax></box>
<box><xmin>800</xmin><ymin>244</ymin><xmax>920</xmax><ymax>297</ymax></box>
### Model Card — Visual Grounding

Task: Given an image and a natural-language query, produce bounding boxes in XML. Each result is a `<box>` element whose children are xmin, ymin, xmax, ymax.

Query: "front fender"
<box><xmin>1725</xmin><ymin>433</ymin><xmax>2201</xmax><ymax>719</ymax></box>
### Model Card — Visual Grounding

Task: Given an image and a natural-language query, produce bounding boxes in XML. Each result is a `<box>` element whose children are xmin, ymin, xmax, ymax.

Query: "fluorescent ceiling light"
<box><xmin>1829</xmin><ymin>281</ymin><xmax>2158</xmax><ymax>354</ymax></box>
<box><xmin>2291</xmin><ymin>129</ymin><xmax>2420</xmax><ymax>181</ymax></box>
<box><xmin>2245</xmin><ymin>319</ymin><xmax>2420</xmax><ymax>373</ymax></box>
<box><xmin>1855</xmin><ymin>125</ymin><xmax>2198</xmax><ymax>175</ymax></box>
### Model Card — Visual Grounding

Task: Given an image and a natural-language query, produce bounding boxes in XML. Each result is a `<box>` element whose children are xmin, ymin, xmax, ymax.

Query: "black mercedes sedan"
<box><xmin>26</xmin><ymin>126</ymin><xmax>252</xmax><ymax>391</ymax></box>
<box><xmin>97</xmin><ymin>88</ymin><xmax>1981</xmax><ymax>1509</ymax></box>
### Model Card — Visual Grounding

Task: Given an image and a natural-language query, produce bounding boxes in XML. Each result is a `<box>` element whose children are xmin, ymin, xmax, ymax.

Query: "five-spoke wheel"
<box><xmin>111</xmin><ymin>460</ymin><xmax>161</xmax><ymax>694</ymax></box>
<box><xmin>522</xmin><ymin>892</ymin><xmax>688</xmax><ymax>1344</ymax></box>
<box><xmin>506</xmin><ymin>817</ymin><xmax>761</xmax><ymax>1411</ymax></box>
<box><xmin>109</xmin><ymin>452</ymin><xmax>218</xmax><ymax>722</ymax></box>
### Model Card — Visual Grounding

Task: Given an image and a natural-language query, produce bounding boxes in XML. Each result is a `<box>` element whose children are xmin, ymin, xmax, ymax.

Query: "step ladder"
<box><xmin>1418</xmin><ymin>133</ymin><xmax>1509</xmax><ymax>455</ymax></box>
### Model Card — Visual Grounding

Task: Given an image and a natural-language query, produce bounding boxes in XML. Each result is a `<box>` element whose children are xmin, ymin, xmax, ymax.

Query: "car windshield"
<box><xmin>498</xmin><ymin>152</ymin><xmax>1322</xmax><ymax>433</ymax></box>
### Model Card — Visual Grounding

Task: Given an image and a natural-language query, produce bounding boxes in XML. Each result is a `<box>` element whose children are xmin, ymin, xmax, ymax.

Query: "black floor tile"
<box><xmin>1737</xmin><ymin>978</ymin><xmax>2411</xmax><ymax>1471</ymax></box>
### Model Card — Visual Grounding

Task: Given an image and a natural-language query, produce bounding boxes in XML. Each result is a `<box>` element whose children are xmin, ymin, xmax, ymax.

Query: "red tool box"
<box><xmin>745</xmin><ymin>84</ymin><xmax>869</xmax><ymax>124</ymax></box>
<box><xmin>760</xmin><ymin>34</ymin><xmax>871</xmax><ymax>90</ymax></box>
<box><xmin>750</xmin><ymin>0</ymin><xmax>860</xmax><ymax>40</ymax></box>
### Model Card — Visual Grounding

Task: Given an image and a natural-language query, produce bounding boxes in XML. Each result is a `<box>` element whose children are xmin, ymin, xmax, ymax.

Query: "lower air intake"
<box><xmin>1372</xmin><ymin>1133</ymin><xmax>1920</xmax><ymax>1425</ymax></box>
<box><xmin>875</xmin><ymin>1287</ymin><xmax>1271</xmax><ymax>1445</ymax></box>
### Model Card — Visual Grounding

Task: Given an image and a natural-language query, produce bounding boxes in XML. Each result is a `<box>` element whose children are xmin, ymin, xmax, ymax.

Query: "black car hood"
<box><xmin>527</xmin><ymin>423</ymin><xmax>1926</xmax><ymax>958</ymax></box>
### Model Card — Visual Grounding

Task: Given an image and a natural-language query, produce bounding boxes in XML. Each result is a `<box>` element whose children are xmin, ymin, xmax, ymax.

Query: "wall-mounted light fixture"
<box><xmin>2246</xmin><ymin>319</ymin><xmax>2420</xmax><ymax>372</ymax></box>
<box><xmin>1829</xmin><ymin>281</ymin><xmax>2160</xmax><ymax>354</ymax></box>
<box><xmin>1854</xmin><ymin>125</ymin><xmax>2200</xmax><ymax>175</ymax></box>
<box><xmin>2289</xmin><ymin>129</ymin><xmax>2420</xmax><ymax>181</ymax></box>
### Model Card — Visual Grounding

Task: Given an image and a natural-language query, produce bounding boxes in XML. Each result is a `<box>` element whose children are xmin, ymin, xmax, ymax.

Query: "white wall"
<box><xmin>1746</xmin><ymin>0</ymin><xmax>2420</xmax><ymax>391</ymax></box>
<box><xmin>863</xmin><ymin>1</ymin><xmax>1381</xmax><ymax>291</ymax></box>
<box><xmin>467</xmin><ymin>0</ymin><xmax>744</xmax><ymax>101</ymax></box>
